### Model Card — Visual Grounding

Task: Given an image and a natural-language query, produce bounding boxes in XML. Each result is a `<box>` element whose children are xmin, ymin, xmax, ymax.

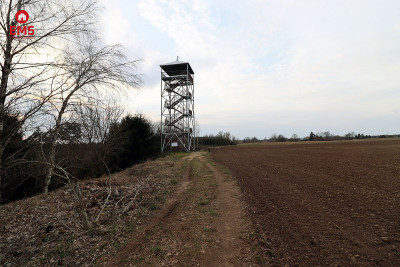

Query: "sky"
<box><xmin>100</xmin><ymin>0</ymin><xmax>400</xmax><ymax>139</ymax></box>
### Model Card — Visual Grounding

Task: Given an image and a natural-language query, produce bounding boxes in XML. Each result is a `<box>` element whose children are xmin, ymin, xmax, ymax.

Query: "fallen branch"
<box><xmin>95</xmin><ymin>163</ymin><xmax>113</xmax><ymax>223</ymax></box>
<box><xmin>122</xmin><ymin>189</ymin><xmax>140</xmax><ymax>214</ymax></box>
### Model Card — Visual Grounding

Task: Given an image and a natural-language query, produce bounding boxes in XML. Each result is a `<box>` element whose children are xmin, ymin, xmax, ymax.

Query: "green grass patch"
<box><xmin>210</xmin><ymin>182</ymin><xmax>218</xmax><ymax>188</ymax></box>
<box><xmin>255</xmin><ymin>255</ymin><xmax>265</xmax><ymax>263</ymax></box>
<box><xmin>168</xmin><ymin>151</ymin><xmax>190</xmax><ymax>159</ymax></box>
<box><xmin>210</xmin><ymin>209</ymin><xmax>218</xmax><ymax>217</ymax></box>
<box><xmin>124</xmin><ymin>221</ymin><xmax>135</xmax><ymax>234</ymax></box>
<box><xmin>114</xmin><ymin>242</ymin><xmax>122</xmax><ymax>249</ymax></box>
<box><xmin>267</xmin><ymin>249</ymin><xmax>276</xmax><ymax>258</ymax></box>
<box><xmin>249</xmin><ymin>230</ymin><xmax>256</xmax><ymax>237</ymax></box>
<box><xmin>155</xmin><ymin>194</ymin><xmax>165</xmax><ymax>203</ymax></box>
<box><xmin>149</xmin><ymin>203</ymin><xmax>160</xmax><ymax>210</ymax></box>
<box><xmin>198</xmin><ymin>199</ymin><xmax>209</xmax><ymax>206</ymax></box>
<box><xmin>109</xmin><ymin>224</ymin><xmax>117</xmax><ymax>235</ymax></box>
<box><xmin>203</xmin><ymin>227</ymin><xmax>217</xmax><ymax>233</ymax></box>
<box><xmin>151</xmin><ymin>245</ymin><xmax>165</xmax><ymax>257</ymax></box>
<box><xmin>199</xmin><ymin>207</ymin><xmax>207</xmax><ymax>213</ymax></box>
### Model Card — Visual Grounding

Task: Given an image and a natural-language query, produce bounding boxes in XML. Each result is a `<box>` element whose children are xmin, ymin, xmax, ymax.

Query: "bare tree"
<box><xmin>269</xmin><ymin>134</ymin><xmax>278</xmax><ymax>142</ymax></box>
<box><xmin>0</xmin><ymin>0</ymin><xmax>99</xmax><ymax>202</ymax></box>
<box><xmin>42</xmin><ymin>41</ymin><xmax>141</xmax><ymax>193</ymax></box>
<box><xmin>71</xmin><ymin>100</ymin><xmax>125</xmax><ymax>175</ymax></box>
<box><xmin>73</xmin><ymin>100</ymin><xmax>123</xmax><ymax>145</ymax></box>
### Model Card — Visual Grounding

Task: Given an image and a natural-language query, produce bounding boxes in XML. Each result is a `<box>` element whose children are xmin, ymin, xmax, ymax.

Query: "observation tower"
<box><xmin>160</xmin><ymin>60</ymin><xmax>195</xmax><ymax>152</ymax></box>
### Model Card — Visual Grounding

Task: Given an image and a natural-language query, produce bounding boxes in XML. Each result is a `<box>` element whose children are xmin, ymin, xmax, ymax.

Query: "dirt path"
<box><xmin>198</xmin><ymin>154</ymin><xmax>255</xmax><ymax>266</ymax></box>
<box><xmin>101</xmin><ymin>152</ymin><xmax>258</xmax><ymax>266</ymax></box>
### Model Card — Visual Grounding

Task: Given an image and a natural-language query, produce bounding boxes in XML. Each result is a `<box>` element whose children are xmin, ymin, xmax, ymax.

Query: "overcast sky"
<box><xmin>100</xmin><ymin>0</ymin><xmax>400</xmax><ymax>139</ymax></box>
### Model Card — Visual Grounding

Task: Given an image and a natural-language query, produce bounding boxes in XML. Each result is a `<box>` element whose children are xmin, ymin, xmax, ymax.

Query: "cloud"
<box><xmin>103</xmin><ymin>0</ymin><xmax>400</xmax><ymax>138</ymax></box>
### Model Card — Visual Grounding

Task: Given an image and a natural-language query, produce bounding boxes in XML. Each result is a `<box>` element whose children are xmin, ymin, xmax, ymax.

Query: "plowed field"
<box><xmin>212</xmin><ymin>139</ymin><xmax>400</xmax><ymax>266</ymax></box>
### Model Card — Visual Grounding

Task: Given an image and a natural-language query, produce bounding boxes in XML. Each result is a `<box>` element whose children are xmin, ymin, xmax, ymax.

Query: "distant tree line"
<box><xmin>240</xmin><ymin>133</ymin><xmax>299</xmax><ymax>143</ymax></box>
<box><xmin>238</xmin><ymin>131</ymin><xmax>400</xmax><ymax>143</ymax></box>
<box><xmin>307</xmin><ymin>131</ymin><xmax>399</xmax><ymax>141</ymax></box>
<box><xmin>198</xmin><ymin>131</ymin><xmax>237</xmax><ymax>147</ymax></box>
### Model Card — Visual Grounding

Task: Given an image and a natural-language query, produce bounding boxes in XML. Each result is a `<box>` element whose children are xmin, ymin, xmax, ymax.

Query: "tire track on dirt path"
<box><xmin>198</xmin><ymin>155</ymin><xmax>256</xmax><ymax>266</ymax></box>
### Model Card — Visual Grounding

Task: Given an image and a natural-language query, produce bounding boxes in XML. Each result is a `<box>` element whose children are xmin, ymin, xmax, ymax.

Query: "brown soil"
<box><xmin>212</xmin><ymin>139</ymin><xmax>400</xmax><ymax>266</ymax></box>
<box><xmin>101</xmin><ymin>152</ymin><xmax>259</xmax><ymax>266</ymax></box>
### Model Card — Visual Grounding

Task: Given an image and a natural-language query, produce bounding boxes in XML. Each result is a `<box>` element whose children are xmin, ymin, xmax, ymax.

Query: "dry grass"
<box><xmin>0</xmin><ymin>156</ymin><xmax>185</xmax><ymax>266</ymax></box>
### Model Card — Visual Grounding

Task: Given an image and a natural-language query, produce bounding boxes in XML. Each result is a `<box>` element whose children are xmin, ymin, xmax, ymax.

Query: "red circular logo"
<box><xmin>15</xmin><ymin>10</ymin><xmax>29</xmax><ymax>24</ymax></box>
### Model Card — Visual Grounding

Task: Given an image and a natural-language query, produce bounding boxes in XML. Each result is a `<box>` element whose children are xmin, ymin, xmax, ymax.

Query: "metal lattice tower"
<box><xmin>161</xmin><ymin>60</ymin><xmax>195</xmax><ymax>152</ymax></box>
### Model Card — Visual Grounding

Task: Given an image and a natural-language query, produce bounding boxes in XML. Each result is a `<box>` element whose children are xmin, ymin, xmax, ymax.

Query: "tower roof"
<box><xmin>160</xmin><ymin>61</ymin><xmax>194</xmax><ymax>76</ymax></box>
